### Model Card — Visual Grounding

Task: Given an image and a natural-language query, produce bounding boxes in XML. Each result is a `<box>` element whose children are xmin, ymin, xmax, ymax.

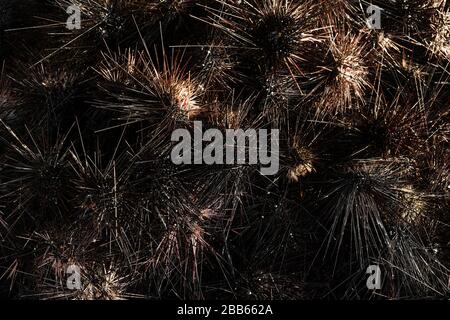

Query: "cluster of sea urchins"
<box><xmin>0</xmin><ymin>0</ymin><xmax>448</xmax><ymax>300</ymax></box>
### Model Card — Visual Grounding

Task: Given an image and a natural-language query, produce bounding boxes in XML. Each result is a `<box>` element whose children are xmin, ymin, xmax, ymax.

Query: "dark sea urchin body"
<box><xmin>0</xmin><ymin>0</ymin><xmax>448</xmax><ymax>300</ymax></box>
